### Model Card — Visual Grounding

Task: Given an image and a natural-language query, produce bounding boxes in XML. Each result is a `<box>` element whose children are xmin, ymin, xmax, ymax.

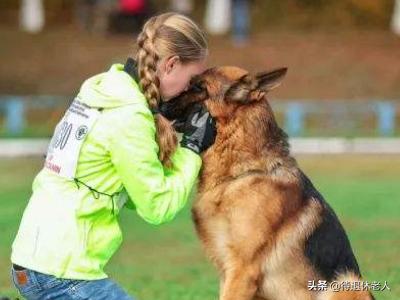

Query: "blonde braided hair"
<box><xmin>135</xmin><ymin>13</ymin><xmax>208</xmax><ymax>167</ymax></box>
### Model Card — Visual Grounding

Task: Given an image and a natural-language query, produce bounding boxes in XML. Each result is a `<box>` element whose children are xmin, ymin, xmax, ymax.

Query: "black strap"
<box><xmin>124</xmin><ymin>57</ymin><xmax>139</xmax><ymax>83</ymax></box>
<box><xmin>123</xmin><ymin>58</ymin><xmax>160</xmax><ymax>116</ymax></box>
<box><xmin>12</xmin><ymin>264</ymin><xmax>26</xmax><ymax>271</ymax></box>
<box><xmin>151</xmin><ymin>107</ymin><xmax>161</xmax><ymax>114</ymax></box>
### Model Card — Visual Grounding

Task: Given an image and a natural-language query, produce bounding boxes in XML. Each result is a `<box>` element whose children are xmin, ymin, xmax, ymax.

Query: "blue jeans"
<box><xmin>11</xmin><ymin>265</ymin><xmax>135</xmax><ymax>300</ymax></box>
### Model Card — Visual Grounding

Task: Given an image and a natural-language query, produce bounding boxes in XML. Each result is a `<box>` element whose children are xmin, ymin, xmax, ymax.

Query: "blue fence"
<box><xmin>271</xmin><ymin>100</ymin><xmax>399</xmax><ymax>137</ymax></box>
<box><xmin>0</xmin><ymin>96</ymin><xmax>399</xmax><ymax>137</ymax></box>
<box><xmin>0</xmin><ymin>96</ymin><xmax>69</xmax><ymax>136</ymax></box>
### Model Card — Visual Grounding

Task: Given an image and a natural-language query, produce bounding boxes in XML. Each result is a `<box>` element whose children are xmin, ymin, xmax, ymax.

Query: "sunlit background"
<box><xmin>0</xmin><ymin>1</ymin><xmax>399</xmax><ymax>299</ymax></box>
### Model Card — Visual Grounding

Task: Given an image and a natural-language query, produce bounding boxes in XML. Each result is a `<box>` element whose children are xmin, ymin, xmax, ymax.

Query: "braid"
<box><xmin>134</xmin><ymin>13</ymin><xmax>208</xmax><ymax>166</ymax></box>
<box><xmin>136</xmin><ymin>14</ymin><xmax>178</xmax><ymax>167</ymax></box>
<box><xmin>136</xmin><ymin>18</ymin><xmax>161</xmax><ymax>108</ymax></box>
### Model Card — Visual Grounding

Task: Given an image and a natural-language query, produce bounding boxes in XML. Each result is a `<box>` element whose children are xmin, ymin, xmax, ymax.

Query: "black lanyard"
<box><xmin>123</xmin><ymin>57</ymin><xmax>161</xmax><ymax>115</ymax></box>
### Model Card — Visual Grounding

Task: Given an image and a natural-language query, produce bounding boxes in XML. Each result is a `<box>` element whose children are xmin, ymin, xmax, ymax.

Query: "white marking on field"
<box><xmin>0</xmin><ymin>139</ymin><xmax>48</xmax><ymax>157</ymax></box>
<box><xmin>0</xmin><ymin>138</ymin><xmax>400</xmax><ymax>157</ymax></box>
<box><xmin>290</xmin><ymin>138</ymin><xmax>400</xmax><ymax>154</ymax></box>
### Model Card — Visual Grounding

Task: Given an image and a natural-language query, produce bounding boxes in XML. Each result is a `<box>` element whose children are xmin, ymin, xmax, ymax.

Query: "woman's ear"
<box><xmin>164</xmin><ymin>55</ymin><xmax>180</xmax><ymax>74</ymax></box>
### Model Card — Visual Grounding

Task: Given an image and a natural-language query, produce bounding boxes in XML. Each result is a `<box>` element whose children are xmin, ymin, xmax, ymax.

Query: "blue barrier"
<box><xmin>232</xmin><ymin>0</ymin><xmax>250</xmax><ymax>45</ymax></box>
<box><xmin>285</xmin><ymin>102</ymin><xmax>305</xmax><ymax>136</ymax></box>
<box><xmin>0</xmin><ymin>95</ymin><xmax>69</xmax><ymax>135</ymax></box>
<box><xmin>5</xmin><ymin>97</ymin><xmax>25</xmax><ymax>135</ymax></box>
<box><xmin>376</xmin><ymin>102</ymin><xmax>395</xmax><ymax>136</ymax></box>
<box><xmin>274</xmin><ymin>100</ymin><xmax>398</xmax><ymax>137</ymax></box>
<box><xmin>0</xmin><ymin>96</ymin><xmax>398</xmax><ymax>136</ymax></box>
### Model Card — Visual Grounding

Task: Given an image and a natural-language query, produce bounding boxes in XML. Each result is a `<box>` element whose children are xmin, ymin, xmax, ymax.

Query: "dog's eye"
<box><xmin>191</xmin><ymin>83</ymin><xmax>203</xmax><ymax>93</ymax></box>
<box><xmin>189</xmin><ymin>78</ymin><xmax>206</xmax><ymax>92</ymax></box>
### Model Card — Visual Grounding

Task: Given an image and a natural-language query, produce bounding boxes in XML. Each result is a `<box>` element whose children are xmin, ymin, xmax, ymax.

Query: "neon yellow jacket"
<box><xmin>11</xmin><ymin>64</ymin><xmax>202</xmax><ymax>280</ymax></box>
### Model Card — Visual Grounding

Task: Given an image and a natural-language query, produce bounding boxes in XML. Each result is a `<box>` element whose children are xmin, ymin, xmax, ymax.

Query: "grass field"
<box><xmin>0</xmin><ymin>155</ymin><xmax>399</xmax><ymax>299</ymax></box>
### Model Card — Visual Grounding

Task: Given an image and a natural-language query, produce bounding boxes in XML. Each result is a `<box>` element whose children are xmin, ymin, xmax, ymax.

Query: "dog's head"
<box><xmin>160</xmin><ymin>66</ymin><xmax>287</xmax><ymax>127</ymax></box>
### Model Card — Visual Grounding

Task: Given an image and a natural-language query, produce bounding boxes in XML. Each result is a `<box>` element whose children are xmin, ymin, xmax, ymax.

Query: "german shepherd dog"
<box><xmin>162</xmin><ymin>66</ymin><xmax>375</xmax><ymax>300</ymax></box>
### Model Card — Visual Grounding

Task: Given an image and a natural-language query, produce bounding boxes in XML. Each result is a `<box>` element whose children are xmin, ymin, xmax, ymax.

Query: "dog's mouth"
<box><xmin>159</xmin><ymin>98</ymin><xmax>185</xmax><ymax>120</ymax></box>
<box><xmin>159</xmin><ymin>81</ymin><xmax>210</xmax><ymax>132</ymax></box>
<box><xmin>158</xmin><ymin>98</ymin><xmax>192</xmax><ymax>132</ymax></box>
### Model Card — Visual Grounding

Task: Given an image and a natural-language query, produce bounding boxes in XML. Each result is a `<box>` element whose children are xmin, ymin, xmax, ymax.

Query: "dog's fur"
<box><xmin>164</xmin><ymin>66</ymin><xmax>375</xmax><ymax>300</ymax></box>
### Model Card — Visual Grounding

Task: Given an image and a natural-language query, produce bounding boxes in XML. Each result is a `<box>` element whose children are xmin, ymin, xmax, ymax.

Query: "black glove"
<box><xmin>180</xmin><ymin>104</ymin><xmax>217</xmax><ymax>154</ymax></box>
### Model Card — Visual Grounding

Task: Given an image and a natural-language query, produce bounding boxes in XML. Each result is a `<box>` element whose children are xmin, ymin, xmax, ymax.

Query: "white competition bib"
<box><xmin>45</xmin><ymin>99</ymin><xmax>101</xmax><ymax>179</ymax></box>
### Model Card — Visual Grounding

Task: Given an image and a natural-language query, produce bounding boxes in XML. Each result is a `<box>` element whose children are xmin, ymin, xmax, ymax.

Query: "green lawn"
<box><xmin>0</xmin><ymin>155</ymin><xmax>399</xmax><ymax>299</ymax></box>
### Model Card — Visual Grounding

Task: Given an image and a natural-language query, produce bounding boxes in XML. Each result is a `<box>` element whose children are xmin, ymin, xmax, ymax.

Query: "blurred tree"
<box><xmin>0</xmin><ymin>0</ymin><xmax>394</xmax><ymax>31</ymax></box>
<box><xmin>170</xmin><ymin>0</ymin><xmax>194</xmax><ymax>15</ymax></box>
<box><xmin>75</xmin><ymin>0</ymin><xmax>116</xmax><ymax>33</ymax></box>
<box><xmin>108</xmin><ymin>0</ymin><xmax>152</xmax><ymax>34</ymax></box>
<box><xmin>392</xmin><ymin>0</ymin><xmax>400</xmax><ymax>35</ymax></box>
<box><xmin>204</xmin><ymin>0</ymin><xmax>231</xmax><ymax>34</ymax></box>
<box><xmin>250</xmin><ymin>0</ymin><xmax>393</xmax><ymax>30</ymax></box>
<box><xmin>232</xmin><ymin>0</ymin><xmax>250</xmax><ymax>46</ymax></box>
<box><xmin>20</xmin><ymin>0</ymin><xmax>45</xmax><ymax>33</ymax></box>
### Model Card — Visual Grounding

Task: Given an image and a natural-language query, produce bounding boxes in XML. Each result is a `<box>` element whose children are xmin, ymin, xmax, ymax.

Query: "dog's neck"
<box><xmin>199</xmin><ymin>100</ymin><xmax>293</xmax><ymax>192</ymax></box>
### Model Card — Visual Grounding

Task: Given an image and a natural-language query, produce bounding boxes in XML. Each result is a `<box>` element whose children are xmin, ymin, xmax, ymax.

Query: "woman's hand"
<box><xmin>180</xmin><ymin>104</ymin><xmax>216</xmax><ymax>154</ymax></box>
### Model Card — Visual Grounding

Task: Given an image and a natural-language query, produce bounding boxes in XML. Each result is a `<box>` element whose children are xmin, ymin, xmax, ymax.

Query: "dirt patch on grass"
<box><xmin>1</xmin><ymin>27</ymin><xmax>400</xmax><ymax>99</ymax></box>
<box><xmin>297</xmin><ymin>154</ymin><xmax>400</xmax><ymax>178</ymax></box>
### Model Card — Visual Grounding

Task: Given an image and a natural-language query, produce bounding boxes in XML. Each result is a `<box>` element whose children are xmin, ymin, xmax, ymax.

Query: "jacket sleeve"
<box><xmin>109</xmin><ymin>106</ymin><xmax>202</xmax><ymax>225</ymax></box>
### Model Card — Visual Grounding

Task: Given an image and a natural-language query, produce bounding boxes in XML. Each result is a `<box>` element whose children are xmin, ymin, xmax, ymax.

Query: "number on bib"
<box><xmin>45</xmin><ymin>99</ymin><xmax>101</xmax><ymax>179</ymax></box>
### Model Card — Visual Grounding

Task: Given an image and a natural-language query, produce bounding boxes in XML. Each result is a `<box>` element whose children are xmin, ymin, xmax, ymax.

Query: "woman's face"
<box><xmin>158</xmin><ymin>56</ymin><xmax>207</xmax><ymax>101</ymax></box>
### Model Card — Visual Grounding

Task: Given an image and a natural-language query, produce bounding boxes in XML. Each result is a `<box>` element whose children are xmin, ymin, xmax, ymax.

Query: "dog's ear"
<box><xmin>249</xmin><ymin>68</ymin><xmax>288</xmax><ymax>101</ymax></box>
<box><xmin>255</xmin><ymin>68</ymin><xmax>287</xmax><ymax>92</ymax></box>
<box><xmin>227</xmin><ymin>68</ymin><xmax>287</xmax><ymax>103</ymax></box>
<box><xmin>224</xmin><ymin>74</ymin><xmax>253</xmax><ymax>103</ymax></box>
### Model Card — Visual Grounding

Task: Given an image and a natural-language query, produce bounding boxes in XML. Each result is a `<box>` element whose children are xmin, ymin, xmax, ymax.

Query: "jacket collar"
<box><xmin>124</xmin><ymin>57</ymin><xmax>139</xmax><ymax>83</ymax></box>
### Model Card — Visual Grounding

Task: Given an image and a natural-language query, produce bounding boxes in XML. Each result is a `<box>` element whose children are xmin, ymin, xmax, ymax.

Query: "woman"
<box><xmin>11</xmin><ymin>12</ymin><xmax>215</xmax><ymax>300</ymax></box>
